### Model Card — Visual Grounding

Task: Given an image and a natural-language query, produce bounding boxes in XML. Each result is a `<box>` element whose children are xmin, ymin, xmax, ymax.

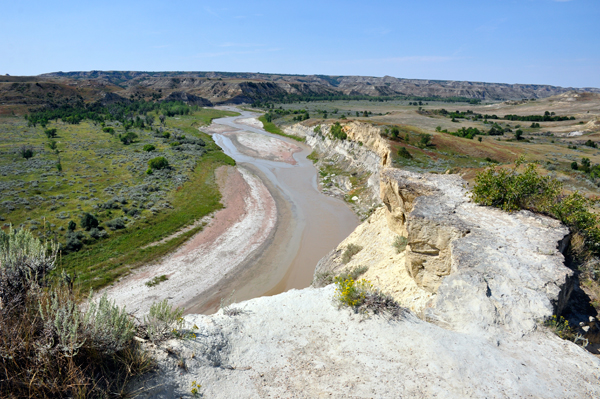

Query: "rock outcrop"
<box><xmin>129</xmin><ymin>117</ymin><xmax>600</xmax><ymax>398</ymax></box>
<box><xmin>284</xmin><ymin>121</ymin><xmax>391</xmax><ymax>218</ymax></box>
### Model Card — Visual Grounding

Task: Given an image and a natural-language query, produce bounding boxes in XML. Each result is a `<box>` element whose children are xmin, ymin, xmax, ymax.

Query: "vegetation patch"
<box><xmin>393</xmin><ymin>236</ymin><xmax>408</xmax><ymax>253</ymax></box>
<box><xmin>145</xmin><ymin>274</ymin><xmax>169</xmax><ymax>287</ymax></box>
<box><xmin>472</xmin><ymin>157</ymin><xmax>600</xmax><ymax>315</ymax></box>
<box><xmin>0</xmin><ymin>228</ymin><xmax>155</xmax><ymax>398</ymax></box>
<box><xmin>341</xmin><ymin>243</ymin><xmax>363</xmax><ymax>264</ymax></box>
<box><xmin>258</xmin><ymin>115</ymin><xmax>305</xmax><ymax>142</ymax></box>
<box><xmin>334</xmin><ymin>277</ymin><xmax>405</xmax><ymax>318</ymax></box>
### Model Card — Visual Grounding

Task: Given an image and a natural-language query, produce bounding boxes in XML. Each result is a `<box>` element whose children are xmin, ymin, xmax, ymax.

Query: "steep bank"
<box><xmin>131</xmin><ymin>169</ymin><xmax>600</xmax><ymax>398</ymax></box>
<box><xmin>284</xmin><ymin>121</ymin><xmax>391</xmax><ymax>219</ymax></box>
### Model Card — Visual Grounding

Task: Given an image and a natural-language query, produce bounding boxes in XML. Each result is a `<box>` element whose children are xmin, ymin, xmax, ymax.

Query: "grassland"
<box><xmin>258</xmin><ymin>115</ymin><xmax>305</xmax><ymax>142</ymax></box>
<box><xmin>267</xmin><ymin>94</ymin><xmax>600</xmax><ymax>197</ymax></box>
<box><xmin>0</xmin><ymin>108</ymin><xmax>239</xmax><ymax>290</ymax></box>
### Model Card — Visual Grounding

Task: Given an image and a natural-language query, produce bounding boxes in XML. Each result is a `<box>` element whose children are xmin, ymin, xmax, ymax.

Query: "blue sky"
<box><xmin>1</xmin><ymin>0</ymin><xmax>598</xmax><ymax>87</ymax></box>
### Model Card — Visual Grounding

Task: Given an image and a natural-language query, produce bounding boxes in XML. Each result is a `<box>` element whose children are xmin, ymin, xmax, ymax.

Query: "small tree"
<box><xmin>148</xmin><ymin>156</ymin><xmax>169</xmax><ymax>170</ymax></box>
<box><xmin>80</xmin><ymin>213</ymin><xmax>99</xmax><ymax>231</ymax></box>
<box><xmin>515</xmin><ymin>129</ymin><xmax>523</xmax><ymax>140</ymax></box>
<box><xmin>19</xmin><ymin>145</ymin><xmax>34</xmax><ymax>159</ymax></box>
<box><xmin>120</xmin><ymin>132</ymin><xmax>138</xmax><ymax>145</ymax></box>
<box><xmin>418</xmin><ymin>134</ymin><xmax>432</xmax><ymax>148</ymax></box>
<box><xmin>44</xmin><ymin>128</ymin><xmax>57</xmax><ymax>138</ymax></box>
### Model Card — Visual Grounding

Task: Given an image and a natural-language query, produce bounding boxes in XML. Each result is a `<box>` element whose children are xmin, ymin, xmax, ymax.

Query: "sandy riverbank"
<box><xmin>104</xmin><ymin>111</ymin><xmax>358</xmax><ymax>315</ymax></box>
<box><xmin>102</xmin><ymin>164</ymin><xmax>278</xmax><ymax>315</ymax></box>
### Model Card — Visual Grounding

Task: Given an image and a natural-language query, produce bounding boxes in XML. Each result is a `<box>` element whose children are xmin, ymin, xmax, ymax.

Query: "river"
<box><xmin>183</xmin><ymin>109</ymin><xmax>359</xmax><ymax>313</ymax></box>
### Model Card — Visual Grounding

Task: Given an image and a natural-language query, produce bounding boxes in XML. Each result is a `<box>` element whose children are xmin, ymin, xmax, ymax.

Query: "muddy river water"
<box><xmin>184</xmin><ymin>110</ymin><xmax>359</xmax><ymax>313</ymax></box>
<box><xmin>103</xmin><ymin>109</ymin><xmax>358</xmax><ymax>315</ymax></box>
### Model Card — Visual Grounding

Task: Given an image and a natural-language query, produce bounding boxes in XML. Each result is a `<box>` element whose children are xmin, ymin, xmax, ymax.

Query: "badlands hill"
<box><xmin>1</xmin><ymin>71</ymin><xmax>599</xmax><ymax>115</ymax></box>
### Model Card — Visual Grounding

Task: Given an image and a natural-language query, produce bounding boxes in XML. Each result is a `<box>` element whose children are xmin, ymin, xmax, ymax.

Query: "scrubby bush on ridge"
<box><xmin>0</xmin><ymin>227</ymin><xmax>155</xmax><ymax>397</ymax></box>
<box><xmin>471</xmin><ymin>158</ymin><xmax>600</xmax><ymax>317</ymax></box>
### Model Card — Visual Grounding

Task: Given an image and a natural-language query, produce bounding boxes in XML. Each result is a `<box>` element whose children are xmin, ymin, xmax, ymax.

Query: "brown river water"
<box><xmin>184</xmin><ymin>110</ymin><xmax>359</xmax><ymax>313</ymax></box>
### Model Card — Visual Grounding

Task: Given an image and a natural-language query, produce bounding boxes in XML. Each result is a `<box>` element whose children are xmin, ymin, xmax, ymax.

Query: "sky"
<box><xmin>1</xmin><ymin>0</ymin><xmax>599</xmax><ymax>88</ymax></box>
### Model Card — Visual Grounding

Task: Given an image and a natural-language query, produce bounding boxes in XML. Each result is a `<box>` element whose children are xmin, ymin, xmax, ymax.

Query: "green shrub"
<box><xmin>146</xmin><ymin>274</ymin><xmax>168</xmax><ymax>287</ymax></box>
<box><xmin>102</xmin><ymin>127</ymin><xmax>115</xmax><ymax>134</ymax></box>
<box><xmin>148</xmin><ymin>156</ymin><xmax>169</xmax><ymax>170</ymax></box>
<box><xmin>341</xmin><ymin>243</ymin><xmax>363</xmax><ymax>264</ymax></box>
<box><xmin>80</xmin><ymin>212</ymin><xmax>99</xmax><ymax>231</ymax></box>
<box><xmin>393</xmin><ymin>236</ymin><xmax>408</xmax><ymax>253</ymax></box>
<box><xmin>120</xmin><ymin>132</ymin><xmax>138</xmax><ymax>145</ymax></box>
<box><xmin>44</xmin><ymin>128</ymin><xmax>57</xmax><ymax>138</ymax></box>
<box><xmin>471</xmin><ymin>159</ymin><xmax>561</xmax><ymax>212</ymax></box>
<box><xmin>143</xmin><ymin>144</ymin><xmax>156</xmax><ymax>152</ymax></box>
<box><xmin>19</xmin><ymin>144</ymin><xmax>34</xmax><ymax>159</ymax></box>
<box><xmin>418</xmin><ymin>133</ymin><xmax>432</xmax><ymax>148</ymax></box>
<box><xmin>144</xmin><ymin>299</ymin><xmax>184</xmax><ymax>343</ymax></box>
<box><xmin>472</xmin><ymin>158</ymin><xmax>600</xmax><ymax>256</ymax></box>
<box><xmin>330</xmin><ymin>122</ymin><xmax>347</xmax><ymax>140</ymax></box>
<box><xmin>398</xmin><ymin>147</ymin><xmax>412</xmax><ymax>159</ymax></box>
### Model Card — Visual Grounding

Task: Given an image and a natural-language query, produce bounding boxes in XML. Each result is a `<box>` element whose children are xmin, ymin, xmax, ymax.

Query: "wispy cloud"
<box><xmin>194</xmin><ymin>48</ymin><xmax>281</xmax><ymax>58</ymax></box>
<box><xmin>219</xmin><ymin>42</ymin><xmax>265</xmax><ymax>48</ymax></box>
<box><xmin>345</xmin><ymin>55</ymin><xmax>457</xmax><ymax>65</ymax></box>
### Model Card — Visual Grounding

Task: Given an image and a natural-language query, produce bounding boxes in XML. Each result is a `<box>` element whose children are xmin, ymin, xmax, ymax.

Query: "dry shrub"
<box><xmin>0</xmin><ymin>228</ymin><xmax>154</xmax><ymax>398</ymax></box>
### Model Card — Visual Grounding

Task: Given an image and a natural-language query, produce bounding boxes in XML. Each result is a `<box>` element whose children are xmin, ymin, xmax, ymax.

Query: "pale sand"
<box><xmin>101</xmin><ymin>165</ymin><xmax>277</xmax><ymax>315</ymax></box>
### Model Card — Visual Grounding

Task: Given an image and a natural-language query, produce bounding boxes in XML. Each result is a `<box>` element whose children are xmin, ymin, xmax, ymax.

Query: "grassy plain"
<box><xmin>0</xmin><ymin>108</ymin><xmax>238</xmax><ymax>290</ymax></box>
<box><xmin>270</xmin><ymin>93</ymin><xmax>600</xmax><ymax>197</ymax></box>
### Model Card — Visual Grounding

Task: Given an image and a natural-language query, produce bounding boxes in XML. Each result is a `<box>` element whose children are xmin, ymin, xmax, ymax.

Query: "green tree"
<box><xmin>418</xmin><ymin>134</ymin><xmax>432</xmax><ymax>148</ymax></box>
<box><xmin>120</xmin><ymin>132</ymin><xmax>138</xmax><ymax>145</ymax></box>
<box><xmin>44</xmin><ymin>128</ymin><xmax>57</xmax><ymax>138</ymax></box>
<box><xmin>80</xmin><ymin>213</ymin><xmax>99</xmax><ymax>231</ymax></box>
<box><xmin>515</xmin><ymin>129</ymin><xmax>523</xmax><ymax>140</ymax></box>
<box><xmin>19</xmin><ymin>145</ymin><xmax>34</xmax><ymax>159</ymax></box>
<box><xmin>148</xmin><ymin>156</ymin><xmax>169</xmax><ymax>170</ymax></box>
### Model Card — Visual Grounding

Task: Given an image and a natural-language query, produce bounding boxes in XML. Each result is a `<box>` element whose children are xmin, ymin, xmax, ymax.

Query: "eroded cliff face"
<box><xmin>284</xmin><ymin>121</ymin><xmax>391</xmax><ymax>218</ymax></box>
<box><xmin>130</xmin><ymin>121</ymin><xmax>600</xmax><ymax>399</ymax></box>
<box><xmin>315</xmin><ymin>157</ymin><xmax>575</xmax><ymax>339</ymax></box>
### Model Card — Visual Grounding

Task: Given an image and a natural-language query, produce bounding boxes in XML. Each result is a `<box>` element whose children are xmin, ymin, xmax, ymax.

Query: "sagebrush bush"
<box><xmin>144</xmin><ymin>299</ymin><xmax>184</xmax><ymax>343</ymax></box>
<box><xmin>0</xmin><ymin>228</ymin><xmax>154</xmax><ymax>397</ymax></box>
<box><xmin>341</xmin><ymin>243</ymin><xmax>363</xmax><ymax>264</ymax></box>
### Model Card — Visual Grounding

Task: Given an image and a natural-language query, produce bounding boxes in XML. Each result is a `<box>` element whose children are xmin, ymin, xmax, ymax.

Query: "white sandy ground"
<box><xmin>130</xmin><ymin>285</ymin><xmax>600</xmax><ymax>399</ymax></box>
<box><xmin>235</xmin><ymin>131</ymin><xmax>301</xmax><ymax>164</ymax></box>
<box><xmin>236</xmin><ymin>117</ymin><xmax>265</xmax><ymax>129</ymax></box>
<box><xmin>102</xmin><ymin>167</ymin><xmax>276</xmax><ymax>316</ymax></box>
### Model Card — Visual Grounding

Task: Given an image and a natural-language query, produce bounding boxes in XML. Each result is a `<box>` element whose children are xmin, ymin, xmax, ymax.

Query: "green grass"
<box><xmin>59</xmin><ymin>149</ymin><xmax>234</xmax><ymax>291</ymax></box>
<box><xmin>258</xmin><ymin>115</ymin><xmax>305</xmax><ymax>142</ymax></box>
<box><xmin>0</xmin><ymin>108</ymin><xmax>237</xmax><ymax>291</ymax></box>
